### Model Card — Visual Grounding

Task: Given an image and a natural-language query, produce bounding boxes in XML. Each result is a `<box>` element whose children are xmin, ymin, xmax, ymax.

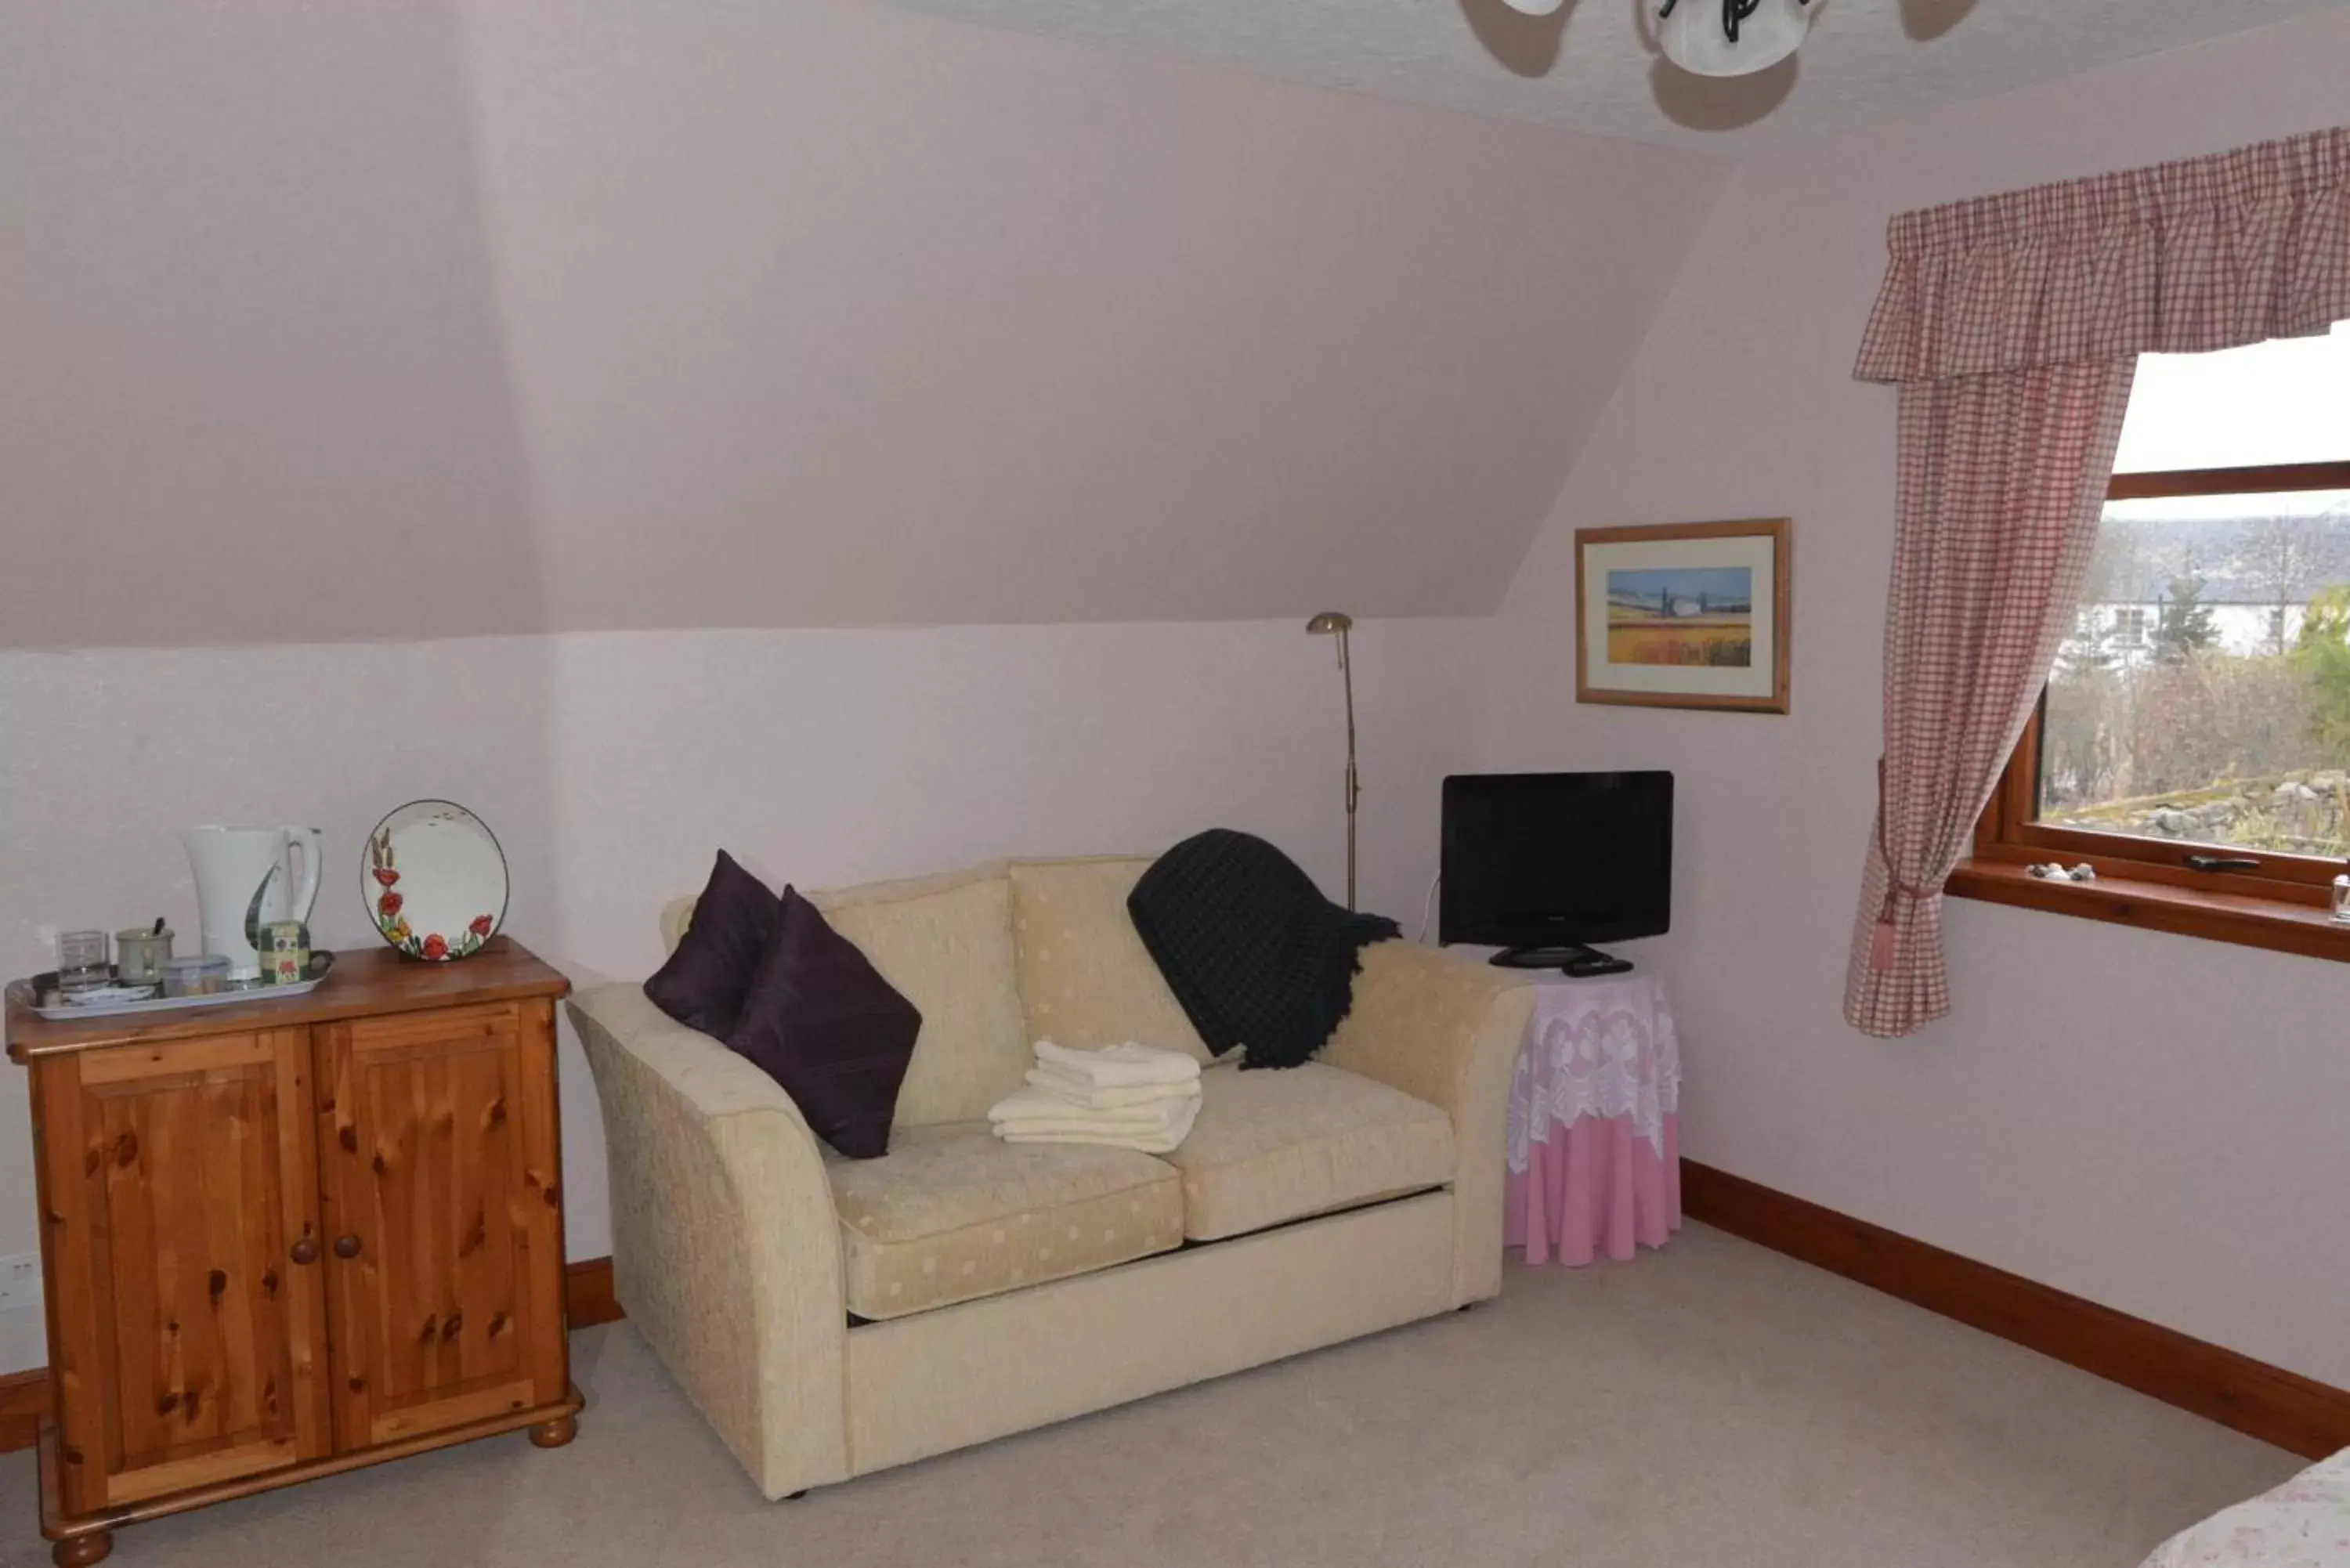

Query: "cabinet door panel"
<box><xmin>35</xmin><ymin>1030</ymin><xmax>330</xmax><ymax>1515</ymax></box>
<box><xmin>318</xmin><ymin>1003</ymin><xmax>566</xmax><ymax>1450</ymax></box>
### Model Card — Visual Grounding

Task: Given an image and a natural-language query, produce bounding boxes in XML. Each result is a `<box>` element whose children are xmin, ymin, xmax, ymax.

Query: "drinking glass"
<box><xmin>57</xmin><ymin>930</ymin><xmax>111</xmax><ymax>993</ymax></box>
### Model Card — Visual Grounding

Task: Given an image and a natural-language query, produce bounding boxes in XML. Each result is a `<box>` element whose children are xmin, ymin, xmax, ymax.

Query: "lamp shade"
<box><xmin>1658</xmin><ymin>0</ymin><xmax>1816</xmax><ymax>78</ymax></box>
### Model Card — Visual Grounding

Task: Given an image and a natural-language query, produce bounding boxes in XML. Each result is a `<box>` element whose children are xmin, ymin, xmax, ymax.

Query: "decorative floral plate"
<box><xmin>363</xmin><ymin>800</ymin><xmax>509</xmax><ymax>962</ymax></box>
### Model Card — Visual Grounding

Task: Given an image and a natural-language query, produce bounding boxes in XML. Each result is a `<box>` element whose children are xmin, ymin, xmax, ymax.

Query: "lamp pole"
<box><xmin>1306</xmin><ymin>612</ymin><xmax>1358</xmax><ymax>910</ymax></box>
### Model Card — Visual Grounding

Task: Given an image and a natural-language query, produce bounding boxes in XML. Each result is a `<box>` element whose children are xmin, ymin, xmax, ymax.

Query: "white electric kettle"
<box><xmin>183</xmin><ymin>825</ymin><xmax>324</xmax><ymax>980</ymax></box>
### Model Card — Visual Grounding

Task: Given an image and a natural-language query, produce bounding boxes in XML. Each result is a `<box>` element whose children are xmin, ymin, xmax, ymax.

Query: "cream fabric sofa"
<box><xmin>566</xmin><ymin>854</ymin><xmax>1535</xmax><ymax>1500</ymax></box>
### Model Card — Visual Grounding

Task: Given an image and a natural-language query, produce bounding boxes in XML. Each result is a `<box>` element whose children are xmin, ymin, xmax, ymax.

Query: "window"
<box><xmin>1959</xmin><ymin>325</ymin><xmax>2350</xmax><ymax>956</ymax></box>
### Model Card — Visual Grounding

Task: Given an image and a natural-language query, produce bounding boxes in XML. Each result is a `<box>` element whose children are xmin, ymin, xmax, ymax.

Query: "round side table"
<box><xmin>1502</xmin><ymin>970</ymin><xmax>1683</xmax><ymax>1266</ymax></box>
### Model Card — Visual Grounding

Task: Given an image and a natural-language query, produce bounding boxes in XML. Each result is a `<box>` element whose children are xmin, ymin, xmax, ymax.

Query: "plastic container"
<box><xmin>160</xmin><ymin>954</ymin><xmax>233</xmax><ymax>998</ymax></box>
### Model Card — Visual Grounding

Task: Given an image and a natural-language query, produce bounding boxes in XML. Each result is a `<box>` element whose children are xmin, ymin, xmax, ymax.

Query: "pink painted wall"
<box><xmin>0</xmin><ymin>1</ymin><xmax>1725</xmax><ymax>648</ymax></box>
<box><xmin>0</xmin><ymin>615</ymin><xmax>1488</xmax><ymax>1371</ymax></box>
<box><xmin>1486</xmin><ymin>12</ymin><xmax>2350</xmax><ymax>1388</ymax></box>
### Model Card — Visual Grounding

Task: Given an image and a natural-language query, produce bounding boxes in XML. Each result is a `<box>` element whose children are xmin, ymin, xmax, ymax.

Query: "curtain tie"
<box><xmin>1869</xmin><ymin>757</ymin><xmax>1936</xmax><ymax>972</ymax></box>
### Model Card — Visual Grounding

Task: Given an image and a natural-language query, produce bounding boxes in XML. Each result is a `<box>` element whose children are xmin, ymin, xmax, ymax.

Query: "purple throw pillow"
<box><xmin>725</xmin><ymin>888</ymin><xmax>921</xmax><ymax>1160</ymax></box>
<box><xmin>644</xmin><ymin>851</ymin><xmax>783</xmax><ymax>1039</ymax></box>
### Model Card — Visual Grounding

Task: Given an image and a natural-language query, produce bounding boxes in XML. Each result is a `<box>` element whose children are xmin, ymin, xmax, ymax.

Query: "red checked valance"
<box><xmin>1855</xmin><ymin>125</ymin><xmax>2350</xmax><ymax>385</ymax></box>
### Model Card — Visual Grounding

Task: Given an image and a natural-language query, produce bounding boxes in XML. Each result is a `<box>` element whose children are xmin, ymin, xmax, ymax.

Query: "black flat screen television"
<box><xmin>1439</xmin><ymin>771</ymin><xmax>1673</xmax><ymax>969</ymax></box>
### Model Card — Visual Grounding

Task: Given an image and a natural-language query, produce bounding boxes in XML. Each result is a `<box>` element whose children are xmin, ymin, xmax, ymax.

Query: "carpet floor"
<box><xmin>0</xmin><ymin>1223</ymin><xmax>2301</xmax><ymax>1567</ymax></box>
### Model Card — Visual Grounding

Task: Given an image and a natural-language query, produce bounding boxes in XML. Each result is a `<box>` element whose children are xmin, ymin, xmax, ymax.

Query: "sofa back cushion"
<box><xmin>1007</xmin><ymin>857</ymin><xmax>1212</xmax><ymax>1064</ymax></box>
<box><xmin>804</xmin><ymin>865</ymin><xmax>1029</xmax><ymax>1126</ymax></box>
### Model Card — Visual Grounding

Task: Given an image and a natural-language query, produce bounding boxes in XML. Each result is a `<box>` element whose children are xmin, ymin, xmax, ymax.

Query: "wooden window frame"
<box><xmin>1950</xmin><ymin>458</ymin><xmax>2350</xmax><ymax>962</ymax></box>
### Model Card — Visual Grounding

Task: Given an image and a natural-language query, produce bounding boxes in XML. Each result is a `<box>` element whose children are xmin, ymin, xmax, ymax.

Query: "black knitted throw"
<box><xmin>1126</xmin><ymin>829</ymin><xmax>1400</xmax><ymax>1071</ymax></box>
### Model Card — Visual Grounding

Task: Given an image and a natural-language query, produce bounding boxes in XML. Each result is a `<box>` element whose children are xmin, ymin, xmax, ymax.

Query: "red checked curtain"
<box><xmin>1844</xmin><ymin>126</ymin><xmax>2350</xmax><ymax>1040</ymax></box>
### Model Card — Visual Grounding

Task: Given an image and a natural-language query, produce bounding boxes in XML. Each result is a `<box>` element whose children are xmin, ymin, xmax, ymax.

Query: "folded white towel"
<box><xmin>1025</xmin><ymin>1065</ymin><xmax>1201</xmax><ymax>1111</ymax></box>
<box><xmin>998</xmin><ymin>1095</ymin><xmax>1202</xmax><ymax>1154</ymax></box>
<box><xmin>1032</xmin><ymin>1039</ymin><xmax>1200</xmax><ymax>1089</ymax></box>
<box><xmin>1001</xmin><ymin>1129</ymin><xmax>1189</xmax><ymax>1154</ymax></box>
<box><xmin>987</xmin><ymin>1085</ymin><xmax>1192</xmax><ymax>1132</ymax></box>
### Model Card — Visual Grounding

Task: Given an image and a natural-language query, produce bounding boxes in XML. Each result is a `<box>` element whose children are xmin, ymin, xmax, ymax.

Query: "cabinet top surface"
<box><xmin>6</xmin><ymin>937</ymin><xmax>571</xmax><ymax>1060</ymax></box>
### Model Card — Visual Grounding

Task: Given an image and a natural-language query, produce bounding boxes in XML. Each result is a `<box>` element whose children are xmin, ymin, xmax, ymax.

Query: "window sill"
<box><xmin>1946</xmin><ymin>860</ymin><xmax>2350</xmax><ymax>964</ymax></box>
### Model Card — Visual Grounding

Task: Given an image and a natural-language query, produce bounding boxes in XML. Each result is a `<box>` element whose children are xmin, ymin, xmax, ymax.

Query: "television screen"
<box><xmin>1439</xmin><ymin>771</ymin><xmax>1673</xmax><ymax>952</ymax></box>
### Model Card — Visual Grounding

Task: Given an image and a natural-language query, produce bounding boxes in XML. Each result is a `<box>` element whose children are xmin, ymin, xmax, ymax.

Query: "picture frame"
<box><xmin>1574</xmin><ymin>518</ymin><xmax>1791</xmax><ymax>714</ymax></box>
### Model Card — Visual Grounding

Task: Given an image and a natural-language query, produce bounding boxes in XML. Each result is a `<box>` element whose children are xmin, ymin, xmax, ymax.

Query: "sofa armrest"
<box><xmin>1320</xmin><ymin>942</ymin><xmax>1535</xmax><ymax>1306</ymax></box>
<box><xmin>566</xmin><ymin>984</ymin><xmax>849</xmax><ymax>1498</ymax></box>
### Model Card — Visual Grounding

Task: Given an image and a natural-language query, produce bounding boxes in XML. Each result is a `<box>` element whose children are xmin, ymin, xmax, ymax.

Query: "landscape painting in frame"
<box><xmin>1575</xmin><ymin>518</ymin><xmax>1791</xmax><ymax>714</ymax></box>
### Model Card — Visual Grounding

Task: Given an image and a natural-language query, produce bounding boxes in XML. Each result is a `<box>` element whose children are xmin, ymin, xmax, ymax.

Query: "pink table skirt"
<box><xmin>1502</xmin><ymin>971</ymin><xmax>1684</xmax><ymax>1267</ymax></box>
<box><xmin>1504</xmin><ymin>1111</ymin><xmax>1682</xmax><ymax>1266</ymax></box>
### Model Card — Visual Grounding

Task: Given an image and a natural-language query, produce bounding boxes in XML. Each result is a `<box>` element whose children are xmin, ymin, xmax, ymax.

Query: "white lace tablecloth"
<box><xmin>1503</xmin><ymin>972</ymin><xmax>1683</xmax><ymax>1266</ymax></box>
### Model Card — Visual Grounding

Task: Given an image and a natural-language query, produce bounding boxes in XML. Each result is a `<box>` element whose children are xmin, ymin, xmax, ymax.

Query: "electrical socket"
<box><xmin>0</xmin><ymin>1253</ymin><xmax>42</xmax><ymax>1314</ymax></box>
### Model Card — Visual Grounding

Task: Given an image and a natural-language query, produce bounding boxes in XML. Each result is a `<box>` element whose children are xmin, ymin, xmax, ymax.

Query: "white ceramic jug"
<box><xmin>183</xmin><ymin>825</ymin><xmax>324</xmax><ymax>980</ymax></box>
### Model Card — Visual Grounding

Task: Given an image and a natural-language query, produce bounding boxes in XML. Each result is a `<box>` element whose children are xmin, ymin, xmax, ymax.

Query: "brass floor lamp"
<box><xmin>1305</xmin><ymin>612</ymin><xmax>1358</xmax><ymax>910</ymax></box>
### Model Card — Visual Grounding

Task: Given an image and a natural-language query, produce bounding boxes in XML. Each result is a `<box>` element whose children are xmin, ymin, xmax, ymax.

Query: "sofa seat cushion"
<box><xmin>1164</xmin><ymin>1064</ymin><xmax>1455</xmax><ymax>1242</ymax></box>
<box><xmin>826</xmin><ymin>1123</ymin><xmax>1184</xmax><ymax>1321</ymax></box>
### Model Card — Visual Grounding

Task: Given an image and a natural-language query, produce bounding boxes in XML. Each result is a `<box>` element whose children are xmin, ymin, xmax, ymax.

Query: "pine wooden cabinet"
<box><xmin>6</xmin><ymin>941</ymin><xmax>578</xmax><ymax>1567</ymax></box>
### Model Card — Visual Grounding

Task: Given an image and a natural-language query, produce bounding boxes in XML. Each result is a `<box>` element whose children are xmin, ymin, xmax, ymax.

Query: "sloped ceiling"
<box><xmin>878</xmin><ymin>0</ymin><xmax>2350</xmax><ymax>150</ymax></box>
<box><xmin>0</xmin><ymin>1</ymin><xmax>1725</xmax><ymax>646</ymax></box>
<box><xmin>13</xmin><ymin>3</ymin><xmax>2323</xmax><ymax>647</ymax></box>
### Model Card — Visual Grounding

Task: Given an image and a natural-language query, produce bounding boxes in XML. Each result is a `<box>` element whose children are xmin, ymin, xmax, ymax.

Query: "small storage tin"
<box><xmin>258</xmin><ymin>920</ymin><xmax>310</xmax><ymax>985</ymax></box>
<box><xmin>160</xmin><ymin>953</ymin><xmax>233</xmax><ymax>998</ymax></box>
<box><xmin>115</xmin><ymin>927</ymin><xmax>175</xmax><ymax>986</ymax></box>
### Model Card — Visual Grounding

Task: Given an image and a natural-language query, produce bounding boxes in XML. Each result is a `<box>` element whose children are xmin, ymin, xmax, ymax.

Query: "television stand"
<box><xmin>1491</xmin><ymin>945</ymin><xmax>1634</xmax><ymax>978</ymax></box>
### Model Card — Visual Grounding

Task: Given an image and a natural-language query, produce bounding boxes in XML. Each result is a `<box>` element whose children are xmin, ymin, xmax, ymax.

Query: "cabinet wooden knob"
<box><xmin>333</xmin><ymin>1234</ymin><xmax>363</xmax><ymax>1260</ymax></box>
<box><xmin>290</xmin><ymin>1237</ymin><xmax>320</xmax><ymax>1266</ymax></box>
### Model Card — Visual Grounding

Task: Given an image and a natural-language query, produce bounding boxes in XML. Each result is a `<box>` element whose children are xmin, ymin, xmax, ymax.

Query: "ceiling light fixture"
<box><xmin>1654</xmin><ymin>0</ymin><xmax>1820</xmax><ymax>78</ymax></box>
<box><xmin>1489</xmin><ymin>0</ymin><xmax>1819</xmax><ymax>77</ymax></box>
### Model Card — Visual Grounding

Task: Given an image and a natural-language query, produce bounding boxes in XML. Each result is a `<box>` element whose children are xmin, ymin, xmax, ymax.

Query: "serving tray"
<box><xmin>16</xmin><ymin>952</ymin><xmax>337</xmax><ymax>1021</ymax></box>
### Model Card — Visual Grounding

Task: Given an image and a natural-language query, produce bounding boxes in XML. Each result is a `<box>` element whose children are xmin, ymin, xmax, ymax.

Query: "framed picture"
<box><xmin>1574</xmin><ymin>518</ymin><xmax>1791</xmax><ymax>714</ymax></box>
